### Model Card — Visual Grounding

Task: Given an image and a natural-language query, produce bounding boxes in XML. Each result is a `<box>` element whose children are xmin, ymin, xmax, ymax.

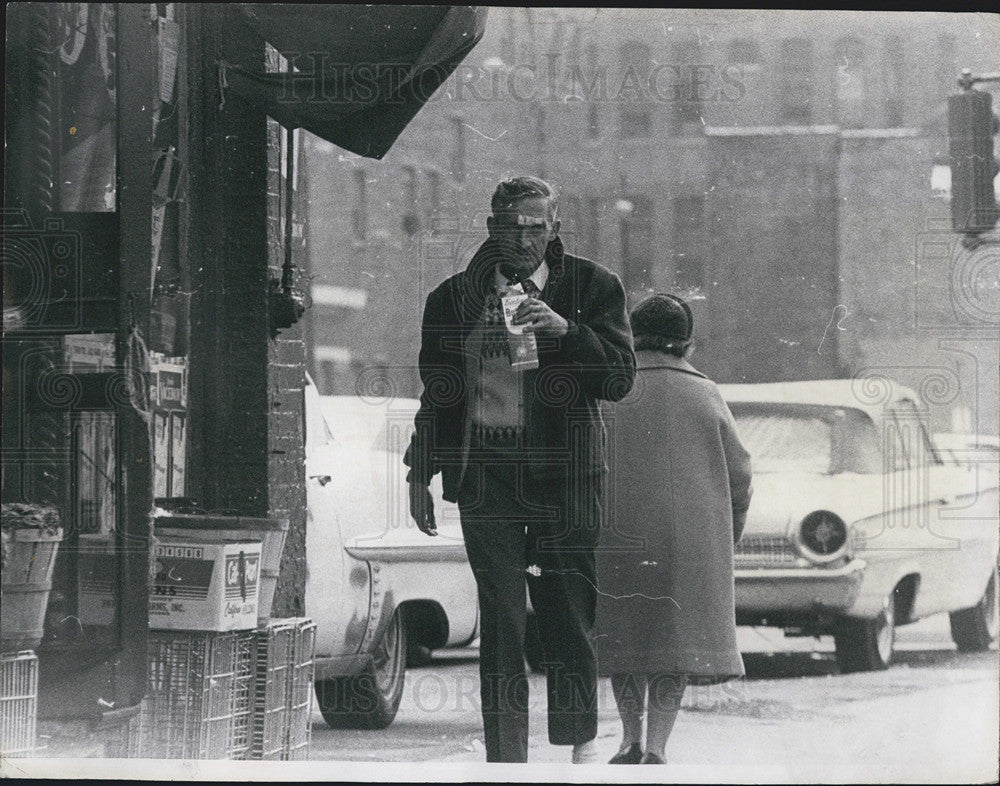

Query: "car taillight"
<box><xmin>795</xmin><ymin>510</ymin><xmax>849</xmax><ymax>564</ymax></box>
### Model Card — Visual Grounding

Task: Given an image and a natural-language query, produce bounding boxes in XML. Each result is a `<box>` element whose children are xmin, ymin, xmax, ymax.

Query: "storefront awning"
<box><xmin>226</xmin><ymin>4</ymin><xmax>487</xmax><ymax>159</ymax></box>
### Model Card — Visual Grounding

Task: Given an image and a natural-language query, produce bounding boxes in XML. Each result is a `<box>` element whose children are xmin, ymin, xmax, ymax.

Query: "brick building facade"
<box><xmin>2</xmin><ymin>3</ymin><xmax>482</xmax><ymax>749</ymax></box>
<box><xmin>304</xmin><ymin>8</ymin><xmax>998</xmax><ymax>433</ymax></box>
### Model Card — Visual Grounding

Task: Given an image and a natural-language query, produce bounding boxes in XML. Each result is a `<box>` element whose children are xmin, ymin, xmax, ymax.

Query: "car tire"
<box><xmin>315</xmin><ymin>608</ymin><xmax>407</xmax><ymax>729</ymax></box>
<box><xmin>834</xmin><ymin>588</ymin><xmax>897</xmax><ymax>673</ymax></box>
<box><xmin>524</xmin><ymin>610</ymin><xmax>546</xmax><ymax>674</ymax></box>
<box><xmin>949</xmin><ymin>564</ymin><xmax>999</xmax><ymax>652</ymax></box>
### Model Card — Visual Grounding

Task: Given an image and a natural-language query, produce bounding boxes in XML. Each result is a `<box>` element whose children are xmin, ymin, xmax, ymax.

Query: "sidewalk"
<box><xmin>437</xmin><ymin>618</ymin><xmax>997</xmax><ymax>782</ymax></box>
<box><xmin>438</xmin><ymin>677</ymin><xmax>997</xmax><ymax>783</ymax></box>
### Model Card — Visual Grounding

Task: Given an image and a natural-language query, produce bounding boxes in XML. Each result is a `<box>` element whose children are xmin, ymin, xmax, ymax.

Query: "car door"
<box><xmin>889</xmin><ymin>401</ymin><xmax>993</xmax><ymax>616</ymax></box>
<box><xmin>303</xmin><ymin>380</ymin><xmax>372</xmax><ymax>663</ymax></box>
<box><xmin>923</xmin><ymin>424</ymin><xmax>1000</xmax><ymax>612</ymax></box>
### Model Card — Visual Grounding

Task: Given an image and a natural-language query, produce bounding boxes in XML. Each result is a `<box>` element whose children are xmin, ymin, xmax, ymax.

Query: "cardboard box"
<box><xmin>150</xmin><ymin>539</ymin><xmax>261</xmax><ymax>632</ymax></box>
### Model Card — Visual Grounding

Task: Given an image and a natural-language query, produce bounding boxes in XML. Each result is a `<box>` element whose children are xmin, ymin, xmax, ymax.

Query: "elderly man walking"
<box><xmin>405</xmin><ymin>176</ymin><xmax>635</xmax><ymax>763</ymax></box>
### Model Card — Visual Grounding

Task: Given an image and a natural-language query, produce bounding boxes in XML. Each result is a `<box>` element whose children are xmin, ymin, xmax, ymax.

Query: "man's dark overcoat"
<box><xmin>404</xmin><ymin>236</ymin><xmax>636</xmax><ymax>505</ymax></box>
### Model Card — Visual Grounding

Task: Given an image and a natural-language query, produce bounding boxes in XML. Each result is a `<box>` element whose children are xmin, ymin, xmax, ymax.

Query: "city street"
<box><xmin>3</xmin><ymin>7</ymin><xmax>998</xmax><ymax>782</ymax></box>
<box><xmin>307</xmin><ymin>615</ymin><xmax>998</xmax><ymax>782</ymax></box>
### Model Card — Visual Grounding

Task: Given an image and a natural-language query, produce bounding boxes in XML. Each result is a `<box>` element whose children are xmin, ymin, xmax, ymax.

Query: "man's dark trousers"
<box><xmin>458</xmin><ymin>446</ymin><xmax>602</xmax><ymax>763</ymax></box>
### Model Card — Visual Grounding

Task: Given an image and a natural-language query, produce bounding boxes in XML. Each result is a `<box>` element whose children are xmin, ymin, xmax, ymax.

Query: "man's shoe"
<box><xmin>571</xmin><ymin>739</ymin><xmax>599</xmax><ymax>764</ymax></box>
<box><xmin>608</xmin><ymin>743</ymin><xmax>643</xmax><ymax>764</ymax></box>
<box><xmin>640</xmin><ymin>752</ymin><xmax>665</xmax><ymax>764</ymax></box>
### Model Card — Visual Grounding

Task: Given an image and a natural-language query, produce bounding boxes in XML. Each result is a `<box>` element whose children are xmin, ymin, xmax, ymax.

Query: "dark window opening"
<box><xmin>621</xmin><ymin>195</ymin><xmax>654</xmax><ymax>294</ymax></box>
<box><xmin>779</xmin><ymin>38</ymin><xmax>814</xmax><ymax>125</ymax></box>
<box><xmin>672</xmin><ymin>195</ymin><xmax>705</xmax><ymax>291</ymax></box>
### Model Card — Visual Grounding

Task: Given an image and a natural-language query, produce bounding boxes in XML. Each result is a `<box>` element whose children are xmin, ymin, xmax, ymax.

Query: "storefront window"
<box><xmin>1</xmin><ymin>334</ymin><xmax>121</xmax><ymax>649</ymax></box>
<box><xmin>56</xmin><ymin>3</ymin><xmax>118</xmax><ymax>212</ymax></box>
<box><xmin>150</xmin><ymin>4</ymin><xmax>189</xmax><ymax>501</ymax></box>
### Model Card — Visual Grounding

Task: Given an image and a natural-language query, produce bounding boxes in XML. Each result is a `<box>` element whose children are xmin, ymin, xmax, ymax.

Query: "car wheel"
<box><xmin>524</xmin><ymin>610</ymin><xmax>546</xmax><ymax>674</ymax></box>
<box><xmin>834</xmin><ymin>588</ymin><xmax>896</xmax><ymax>673</ymax></box>
<box><xmin>406</xmin><ymin>639</ymin><xmax>434</xmax><ymax>668</ymax></box>
<box><xmin>949</xmin><ymin>564</ymin><xmax>999</xmax><ymax>652</ymax></box>
<box><xmin>315</xmin><ymin>608</ymin><xmax>407</xmax><ymax>729</ymax></box>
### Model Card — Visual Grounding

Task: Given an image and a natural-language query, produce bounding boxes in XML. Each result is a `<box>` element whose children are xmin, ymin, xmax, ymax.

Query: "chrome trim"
<box><xmin>793</xmin><ymin>511</ymin><xmax>850</xmax><ymax>565</ymax></box>
<box><xmin>734</xmin><ymin>558</ymin><xmax>867</xmax><ymax>580</ymax></box>
<box><xmin>344</xmin><ymin>541</ymin><xmax>470</xmax><ymax>563</ymax></box>
<box><xmin>734</xmin><ymin>534</ymin><xmax>800</xmax><ymax>566</ymax></box>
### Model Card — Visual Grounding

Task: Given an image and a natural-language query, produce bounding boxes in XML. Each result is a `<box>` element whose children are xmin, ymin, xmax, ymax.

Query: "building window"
<box><xmin>884</xmin><ymin>36</ymin><xmax>905</xmax><ymax>127</ymax></box>
<box><xmin>728</xmin><ymin>38</ymin><xmax>761</xmax><ymax>71</ymax></box>
<box><xmin>426</xmin><ymin>170</ymin><xmax>441</xmax><ymax>230</ymax></box>
<box><xmin>401</xmin><ymin>166</ymin><xmax>419</xmax><ymax>236</ymax></box>
<box><xmin>562</xmin><ymin>195</ymin><xmax>581</xmax><ymax>251</ymax></box>
<box><xmin>672</xmin><ymin>195</ymin><xmax>704</xmax><ymax>291</ymax></box>
<box><xmin>450</xmin><ymin>116</ymin><xmax>466</xmax><ymax>182</ymax></box>
<box><xmin>56</xmin><ymin>3</ymin><xmax>118</xmax><ymax>212</ymax></box>
<box><xmin>779</xmin><ymin>38</ymin><xmax>814</xmax><ymax>125</ymax></box>
<box><xmin>535</xmin><ymin>104</ymin><xmax>546</xmax><ymax>146</ymax></box>
<box><xmin>586</xmin><ymin>43</ymin><xmax>600</xmax><ymax>138</ymax></box>
<box><xmin>937</xmin><ymin>34</ymin><xmax>957</xmax><ymax>95</ymax></box>
<box><xmin>314</xmin><ymin>345</ymin><xmax>354</xmax><ymax>396</ymax></box>
<box><xmin>568</xmin><ymin>25</ymin><xmax>582</xmax><ymax>77</ymax></box>
<box><xmin>585</xmin><ymin>197</ymin><xmax>601</xmax><ymax>260</ymax></box>
<box><xmin>351</xmin><ymin>169</ymin><xmax>367</xmax><ymax>241</ymax></box>
<box><xmin>620</xmin><ymin>41</ymin><xmax>652</xmax><ymax>137</ymax></box>
<box><xmin>670</xmin><ymin>39</ymin><xmax>703</xmax><ymax>134</ymax></box>
<box><xmin>621</xmin><ymin>195</ymin><xmax>654</xmax><ymax>294</ymax></box>
<box><xmin>834</xmin><ymin>36</ymin><xmax>866</xmax><ymax>129</ymax></box>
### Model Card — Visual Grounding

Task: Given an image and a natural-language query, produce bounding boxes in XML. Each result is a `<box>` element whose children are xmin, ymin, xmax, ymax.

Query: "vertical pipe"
<box><xmin>282</xmin><ymin>124</ymin><xmax>295</xmax><ymax>294</ymax></box>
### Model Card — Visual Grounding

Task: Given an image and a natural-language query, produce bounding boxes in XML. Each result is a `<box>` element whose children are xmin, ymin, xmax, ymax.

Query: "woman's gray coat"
<box><xmin>595</xmin><ymin>349</ymin><xmax>753</xmax><ymax>680</ymax></box>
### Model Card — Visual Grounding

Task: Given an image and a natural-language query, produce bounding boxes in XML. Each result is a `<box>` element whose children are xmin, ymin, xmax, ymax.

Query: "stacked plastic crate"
<box><xmin>0</xmin><ymin>651</ymin><xmax>39</xmax><ymax>759</ymax></box>
<box><xmin>136</xmin><ymin>518</ymin><xmax>315</xmax><ymax>760</ymax></box>
<box><xmin>250</xmin><ymin>618</ymin><xmax>316</xmax><ymax>760</ymax></box>
<box><xmin>139</xmin><ymin>630</ymin><xmax>256</xmax><ymax>759</ymax></box>
<box><xmin>286</xmin><ymin>620</ymin><xmax>316</xmax><ymax>760</ymax></box>
<box><xmin>138</xmin><ymin>537</ymin><xmax>262</xmax><ymax>759</ymax></box>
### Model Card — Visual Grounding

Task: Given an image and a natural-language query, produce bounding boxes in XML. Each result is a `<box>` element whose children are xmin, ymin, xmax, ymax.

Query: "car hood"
<box><xmin>743</xmin><ymin>471</ymin><xmax>885</xmax><ymax>537</ymax></box>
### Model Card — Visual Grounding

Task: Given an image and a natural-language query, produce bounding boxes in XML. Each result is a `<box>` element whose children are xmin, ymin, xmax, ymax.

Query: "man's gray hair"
<box><xmin>491</xmin><ymin>176</ymin><xmax>558</xmax><ymax>219</ymax></box>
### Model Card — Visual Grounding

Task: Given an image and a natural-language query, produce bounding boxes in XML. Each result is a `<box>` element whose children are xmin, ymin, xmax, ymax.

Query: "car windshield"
<box><xmin>729</xmin><ymin>403</ymin><xmax>883</xmax><ymax>474</ymax></box>
<box><xmin>732</xmin><ymin>411</ymin><xmax>832</xmax><ymax>474</ymax></box>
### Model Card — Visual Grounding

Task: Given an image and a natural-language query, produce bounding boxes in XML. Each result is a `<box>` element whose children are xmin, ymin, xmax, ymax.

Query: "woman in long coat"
<box><xmin>596</xmin><ymin>293</ymin><xmax>753</xmax><ymax>764</ymax></box>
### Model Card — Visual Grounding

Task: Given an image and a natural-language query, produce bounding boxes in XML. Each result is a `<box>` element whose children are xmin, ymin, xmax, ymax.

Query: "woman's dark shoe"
<box><xmin>608</xmin><ymin>743</ymin><xmax>644</xmax><ymax>764</ymax></box>
<box><xmin>640</xmin><ymin>752</ymin><xmax>665</xmax><ymax>764</ymax></box>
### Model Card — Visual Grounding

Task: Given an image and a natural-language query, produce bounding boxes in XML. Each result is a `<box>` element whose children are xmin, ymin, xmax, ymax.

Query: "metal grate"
<box><xmin>139</xmin><ymin>630</ymin><xmax>255</xmax><ymax>759</ymax></box>
<box><xmin>250</xmin><ymin>618</ymin><xmax>316</xmax><ymax>761</ymax></box>
<box><xmin>0</xmin><ymin>651</ymin><xmax>38</xmax><ymax>758</ymax></box>
<box><xmin>734</xmin><ymin>535</ymin><xmax>799</xmax><ymax>567</ymax></box>
<box><xmin>251</xmin><ymin>619</ymin><xmax>295</xmax><ymax>760</ymax></box>
<box><xmin>287</xmin><ymin>620</ymin><xmax>316</xmax><ymax>761</ymax></box>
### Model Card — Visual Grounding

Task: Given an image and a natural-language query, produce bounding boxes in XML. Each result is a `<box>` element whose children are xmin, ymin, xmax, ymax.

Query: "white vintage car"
<box><xmin>932</xmin><ymin>431</ymin><xmax>1000</xmax><ymax>471</ymax></box>
<box><xmin>723</xmin><ymin>380</ymin><xmax>999</xmax><ymax>672</ymax></box>
<box><xmin>303</xmin><ymin>381</ymin><xmax>478</xmax><ymax>728</ymax></box>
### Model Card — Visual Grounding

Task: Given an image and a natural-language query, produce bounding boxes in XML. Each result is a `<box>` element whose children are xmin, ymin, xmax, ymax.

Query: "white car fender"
<box><xmin>345</xmin><ymin>523</ymin><xmax>479</xmax><ymax>646</ymax></box>
<box><xmin>843</xmin><ymin>554</ymin><xmax>922</xmax><ymax>619</ymax></box>
<box><xmin>305</xmin><ymin>446</ymin><xmax>374</xmax><ymax>667</ymax></box>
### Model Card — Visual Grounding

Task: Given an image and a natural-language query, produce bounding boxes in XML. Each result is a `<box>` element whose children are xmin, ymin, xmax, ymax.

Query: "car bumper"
<box><xmin>735</xmin><ymin>558</ymin><xmax>867</xmax><ymax>613</ymax></box>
